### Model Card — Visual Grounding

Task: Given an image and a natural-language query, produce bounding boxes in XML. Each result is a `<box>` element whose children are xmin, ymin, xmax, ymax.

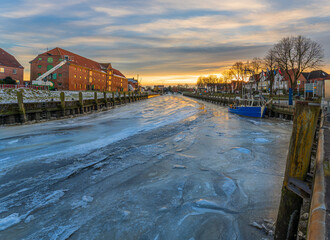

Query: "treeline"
<box><xmin>197</xmin><ymin>35</ymin><xmax>324</xmax><ymax>93</ymax></box>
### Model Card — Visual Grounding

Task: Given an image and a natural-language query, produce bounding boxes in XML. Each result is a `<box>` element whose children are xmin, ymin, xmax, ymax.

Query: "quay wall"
<box><xmin>0</xmin><ymin>91</ymin><xmax>148</xmax><ymax>125</ymax></box>
<box><xmin>183</xmin><ymin>92</ymin><xmax>294</xmax><ymax>120</ymax></box>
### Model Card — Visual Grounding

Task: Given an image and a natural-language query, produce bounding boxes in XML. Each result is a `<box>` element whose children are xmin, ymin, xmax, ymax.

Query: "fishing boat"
<box><xmin>228</xmin><ymin>98</ymin><xmax>271</xmax><ymax>118</ymax></box>
<box><xmin>228</xmin><ymin>105</ymin><xmax>267</xmax><ymax>118</ymax></box>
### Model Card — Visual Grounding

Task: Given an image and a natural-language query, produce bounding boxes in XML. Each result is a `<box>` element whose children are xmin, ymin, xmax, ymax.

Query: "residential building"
<box><xmin>30</xmin><ymin>47</ymin><xmax>127</xmax><ymax>91</ymax></box>
<box><xmin>0</xmin><ymin>48</ymin><xmax>24</xmax><ymax>84</ymax></box>
<box><xmin>127</xmin><ymin>78</ymin><xmax>139</xmax><ymax>91</ymax></box>
<box><xmin>304</xmin><ymin>70</ymin><xmax>330</xmax><ymax>83</ymax></box>
<box><xmin>206</xmin><ymin>83</ymin><xmax>230</xmax><ymax>93</ymax></box>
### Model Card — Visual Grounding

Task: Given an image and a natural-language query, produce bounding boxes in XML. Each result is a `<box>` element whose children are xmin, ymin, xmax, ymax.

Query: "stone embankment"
<box><xmin>0</xmin><ymin>91</ymin><xmax>148</xmax><ymax>125</ymax></box>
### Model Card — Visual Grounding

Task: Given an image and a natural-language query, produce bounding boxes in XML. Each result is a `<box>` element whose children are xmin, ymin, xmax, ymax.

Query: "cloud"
<box><xmin>1</xmin><ymin>0</ymin><xmax>330</xmax><ymax>84</ymax></box>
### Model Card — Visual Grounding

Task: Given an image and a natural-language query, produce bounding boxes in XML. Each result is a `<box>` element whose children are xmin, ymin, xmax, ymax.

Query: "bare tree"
<box><xmin>272</xmin><ymin>35</ymin><xmax>324</xmax><ymax>90</ymax></box>
<box><xmin>250</xmin><ymin>57</ymin><xmax>263</xmax><ymax>74</ymax></box>
<box><xmin>264</xmin><ymin>49</ymin><xmax>277</xmax><ymax>94</ymax></box>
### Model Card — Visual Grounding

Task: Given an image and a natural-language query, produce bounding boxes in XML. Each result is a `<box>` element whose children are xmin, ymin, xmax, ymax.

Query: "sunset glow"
<box><xmin>1</xmin><ymin>0</ymin><xmax>330</xmax><ymax>85</ymax></box>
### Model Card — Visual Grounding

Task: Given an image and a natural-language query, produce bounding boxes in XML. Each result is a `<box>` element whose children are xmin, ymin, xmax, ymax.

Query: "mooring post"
<box><xmin>275</xmin><ymin>102</ymin><xmax>320</xmax><ymax>240</ymax></box>
<box><xmin>118</xmin><ymin>92</ymin><xmax>122</xmax><ymax>104</ymax></box>
<box><xmin>128</xmin><ymin>92</ymin><xmax>131</xmax><ymax>102</ymax></box>
<box><xmin>123</xmin><ymin>92</ymin><xmax>126</xmax><ymax>103</ymax></box>
<box><xmin>60</xmin><ymin>92</ymin><xmax>65</xmax><ymax>117</ymax></box>
<box><xmin>103</xmin><ymin>91</ymin><xmax>108</xmax><ymax>108</ymax></box>
<box><xmin>94</xmin><ymin>92</ymin><xmax>98</xmax><ymax>110</ymax></box>
<box><xmin>79</xmin><ymin>92</ymin><xmax>84</xmax><ymax>113</ymax></box>
<box><xmin>112</xmin><ymin>92</ymin><xmax>115</xmax><ymax>106</ymax></box>
<box><xmin>17</xmin><ymin>91</ymin><xmax>27</xmax><ymax>123</ymax></box>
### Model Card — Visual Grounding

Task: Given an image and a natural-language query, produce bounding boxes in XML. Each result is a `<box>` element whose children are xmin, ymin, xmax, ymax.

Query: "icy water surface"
<box><xmin>0</xmin><ymin>95</ymin><xmax>291</xmax><ymax>239</ymax></box>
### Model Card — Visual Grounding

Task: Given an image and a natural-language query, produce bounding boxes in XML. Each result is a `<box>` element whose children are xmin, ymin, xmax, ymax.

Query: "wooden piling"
<box><xmin>94</xmin><ymin>92</ymin><xmax>98</xmax><ymax>110</ymax></box>
<box><xmin>79</xmin><ymin>92</ymin><xmax>84</xmax><ymax>113</ymax></box>
<box><xmin>103</xmin><ymin>92</ymin><xmax>108</xmax><ymax>108</ymax></box>
<box><xmin>275</xmin><ymin>102</ymin><xmax>320</xmax><ymax>240</ymax></box>
<box><xmin>60</xmin><ymin>92</ymin><xmax>65</xmax><ymax>117</ymax></box>
<box><xmin>17</xmin><ymin>91</ymin><xmax>27</xmax><ymax>123</ymax></box>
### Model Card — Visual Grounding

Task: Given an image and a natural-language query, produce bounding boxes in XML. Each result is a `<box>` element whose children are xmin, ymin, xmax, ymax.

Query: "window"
<box><xmin>59</xmin><ymin>58</ymin><xmax>62</xmax><ymax>61</ymax></box>
<box><xmin>47</xmin><ymin>65</ymin><xmax>53</xmax><ymax>71</ymax></box>
<box><xmin>0</xmin><ymin>67</ymin><xmax>4</xmax><ymax>73</ymax></box>
<box><xmin>38</xmin><ymin>73</ymin><xmax>41</xmax><ymax>76</ymax></box>
<box><xmin>47</xmin><ymin>57</ymin><xmax>53</xmax><ymax>63</ymax></box>
<box><xmin>58</xmin><ymin>73</ymin><xmax>62</xmax><ymax>77</ymax></box>
<box><xmin>80</xmin><ymin>84</ymin><xmax>82</xmax><ymax>88</ymax></box>
<box><xmin>75</xmin><ymin>67</ymin><xmax>77</xmax><ymax>71</ymax></box>
<box><xmin>38</xmin><ymin>65</ymin><xmax>42</xmax><ymax>69</ymax></box>
<box><xmin>58</xmin><ymin>83</ymin><xmax>62</xmax><ymax>86</ymax></box>
<box><xmin>38</xmin><ymin>57</ymin><xmax>42</xmax><ymax>61</ymax></box>
<box><xmin>74</xmin><ymin>75</ymin><xmax>77</xmax><ymax>78</ymax></box>
<box><xmin>53</xmin><ymin>73</ymin><xmax>57</xmax><ymax>80</ymax></box>
<box><xmin>13</xmin><ymin>69</ymin><xmax>17</xmax><ymax>74</ymax></box>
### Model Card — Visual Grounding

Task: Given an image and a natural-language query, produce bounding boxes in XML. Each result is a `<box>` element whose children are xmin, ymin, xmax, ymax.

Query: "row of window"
<box><xmin>0</xmin><ymin>67</ymin><xmax>17</xmax><ymax>74</ymax></box>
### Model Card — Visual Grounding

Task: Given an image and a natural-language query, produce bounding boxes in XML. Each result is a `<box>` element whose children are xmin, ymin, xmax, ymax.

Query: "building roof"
<box><xmin>99</xmin><ymin>63</ymin><xmax>112</xmax><ymax>71</ymax></box>
<box><xmin>113</xmin><ymin>68</ymin><xmax>126</xmax><ymax>78</ymax></box>
<box><xmin>0</xmin><ymin>48</ymin><xmax>24</xmax><ymax>69</ymax></box>
<box><xmin>34</xmin><ymin>48</ymin><xmax>126</xmax><ymax>78</ymax></box>
<box><xmin>306</xmin><ymin>70</ymin><xmax>329</xmax><ymax>80</ymax></box>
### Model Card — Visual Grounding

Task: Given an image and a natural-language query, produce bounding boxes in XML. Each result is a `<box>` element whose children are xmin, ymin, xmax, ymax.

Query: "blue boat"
<box><xmin>228</xmin><ymin>105</ymin><xmax>267</xmax><ymax>118</ymax></box>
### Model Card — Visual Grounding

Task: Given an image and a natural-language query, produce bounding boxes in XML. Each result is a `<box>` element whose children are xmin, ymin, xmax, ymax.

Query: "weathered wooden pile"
<box><xmin>0</xmin><ymin>91</ymin><xmax>148</xmax><ymax>125</ymax></box>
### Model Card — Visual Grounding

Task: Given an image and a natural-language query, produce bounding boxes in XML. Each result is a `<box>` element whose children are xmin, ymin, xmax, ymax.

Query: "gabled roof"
<box><xmin>33</xmin><ymin>47</ymin><xmax>126</xmax><ymax>77</ymax></box>
<box><xmin>0</xmin><ymin>48</ymin><xmax>24</xmax><ymax>69</ymax></box>
<box><xmin>113</xmin><ymin>68</ymin><xmax>126</xmax><ymax>78</ymax></box>
<box><xmin>100</xmin><ymin>63</ymin><xmax>112</xmax><ymax>71</ymax></box>
<box><xmin>43</xmin><ymin>47</ymin><xmax>102</xmax><ymax>71</ymax></box>
<box><xmin>306</xmin><ymin>70</ymin><xmax>328</xmax><ymax>80</ymax></box>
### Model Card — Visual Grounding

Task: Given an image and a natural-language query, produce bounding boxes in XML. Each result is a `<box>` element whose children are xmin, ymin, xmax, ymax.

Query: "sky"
<box><xmin>1</xmin><ymin>0</ymin><xmax>330</xmax><ymax>85</ymax></box>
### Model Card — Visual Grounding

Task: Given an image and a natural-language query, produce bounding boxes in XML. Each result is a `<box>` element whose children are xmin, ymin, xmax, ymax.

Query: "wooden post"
<box><xmin>118</xmin><ymin>92</ymin><xmax>122</xmax><ymax>105</ymax></box>
<box><xmin>94</xmin><ymin>92</ymin><xmax>98</xmax><ymax>110</ymax></box>
<box><xmin>60</xmin><ymin>92</ymin><xmax>65</xmax><ymax>117</ymax></box>
<box><xmin>128</xmin><ymin>92</ymin><xmax>131</xmax><ymax>102</ymax></box>
<box><xmin>79</xmin><ymin>92</ymin><xmax>84</xmax><ymax>113</ymax></box>
<box><xmin>123</xmin><ymin>92</ymin><xmax>126</xmax><ymax>103</ymax></box>
<box><xmin>17</xmin><ymin>91</ymin><xmax>27</xmax><ymax>123</ymax></box>
<box><xmin>112</xmin><ymin>92</ymin><xmax>115</xmax><ymax>106</ymax></box>
<box><xmin>275</xmin><ymin>102</ymin><xmax>320</xmax><ymax>240</ymax></box>
<box><xmin>103</xmin><ymin>92</ymin><xmax>108</xmax><ymax>108</ymax></box>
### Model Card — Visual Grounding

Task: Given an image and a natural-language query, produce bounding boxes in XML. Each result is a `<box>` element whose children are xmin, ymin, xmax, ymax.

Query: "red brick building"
<box><xmin>30</xmin><ymin>47</ymin><xmax>127</xmax><ymax>91</ymax></box>
<box><xmin>0</xmin><ymin>48</ymin><xmax>24</xmax><ymax>84</ymax></box>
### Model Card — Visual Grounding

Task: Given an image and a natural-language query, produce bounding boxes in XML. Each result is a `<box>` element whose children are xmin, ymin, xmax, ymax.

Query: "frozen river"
<box><xmin>0</xmin><ymin>95</ymin><xmax>291</xmax><ymax>239</ymax></box>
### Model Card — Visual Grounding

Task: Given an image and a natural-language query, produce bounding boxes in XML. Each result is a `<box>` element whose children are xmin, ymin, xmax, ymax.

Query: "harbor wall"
<box><xmin>0</xmin><ymin>91</ymin><xmax>148</xmax><ymax>125</ymax></box>
<box><xmin>183</xmin><ymin>93</ymin><xmax>294</xmax><ymax>120</ymax></box>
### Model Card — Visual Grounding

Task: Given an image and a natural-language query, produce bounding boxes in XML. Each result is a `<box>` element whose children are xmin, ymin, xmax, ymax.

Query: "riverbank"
<box><xmin>0</xmin><ymin>91</ymin><xmax>148</xmax><ymax>125</ymax></box>
<box><xmin>183</xmin><ymin>92</ymin><xmax>294</xmax><ymax>120</ymax></box>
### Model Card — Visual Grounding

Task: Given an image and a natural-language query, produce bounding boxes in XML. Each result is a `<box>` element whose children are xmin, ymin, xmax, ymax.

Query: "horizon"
<box><xmin>1</xmin><ymin>0</ymin><xmax>330</xmax><ymax>85</ymax></box>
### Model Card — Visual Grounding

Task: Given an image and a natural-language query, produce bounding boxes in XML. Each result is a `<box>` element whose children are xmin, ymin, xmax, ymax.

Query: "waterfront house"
<box><xmin>127</xmin><ymin>77</ymin><xmax>139</xmax><ymax>91</ymax></box>
<box><xmin>30</xmin><ymin>47</ymin><xmax>127</xmax><ymax>91</ymax></box>
<box><xmin>0</xmin><ymin>48</ymin><xmax>24</xmax><ymax>84</ymax></box>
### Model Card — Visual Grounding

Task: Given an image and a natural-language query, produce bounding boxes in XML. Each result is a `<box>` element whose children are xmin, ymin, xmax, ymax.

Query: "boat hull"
<box><xmin>228</xmin><ymin>106</ymin><xmax>266</xmax><ymax>118</ymax></box>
